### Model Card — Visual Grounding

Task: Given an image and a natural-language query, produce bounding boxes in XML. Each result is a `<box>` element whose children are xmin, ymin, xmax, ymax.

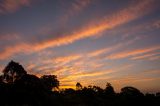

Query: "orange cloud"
<box><xmin>34</xmin><ymin>0</ymin><xmax>155</xmax><ymax>51</ymax></box>
<box><xmin>59</xmin><ymin>70</ymin><xmax>115</xmax><ymax>89</ymax></box>
<box><xmin>54</xmin><ymin>55</ymin><xmax>82</xmax><ymax>65</ymax></box>
<box><xmin>0</xmin><ymin>43</ymin><xmax>31</xmax><ymax>60</ymax></box>
<box><xmin>26</xmin><ymin>63</ymin><xmax>36</xmax><ymax>70</ymax></box>
<box><xmin>131</xmin><ymin>52</ymin><xmax>160</xmax><ymax>60</ymax></box>
<box><xmin>0</xmin><ymin>0</ymin><xmax>156</xmax><ymax>60</ymax></box>
<box><xmin>88</xmin><ymin>48</ymin><xmax>109</xmax><ymax>57</ymax></box>
<box><xmin>0</xmin><ymin>0</ymin><xmax>32</xmax><ymax>14</ymax></box>
<box><xmin>53</xmin><ymin>66</ymin><xmax>82</xmax><ymax>76</ymax></box>
<box><xmin>107</xmin><ymin>46</ymin><xmax>160</xmax><ymax>60</ymax></box>
<box><xmin>87</xmin><ymin>36</ymin><xmax>141</xmax><ymax>59</ymax></box>
<box><xmin>60</xmin><ymin>81</ymin><xmax>76</xmax><ymax>86</ymax></box>
<box><xmin>59</xmin><ymin>85</ymin><xmax>75</xmax><ymax>89</ymax></box>
<box><xmin>60</xmin><ymin>69</ymin><xmax>113</xmax><ymax>81</ymax></box>
<box><xmin>109</xmin><ymin>69</ymin><xmax>160</xmax><ymax>89</ymax></box>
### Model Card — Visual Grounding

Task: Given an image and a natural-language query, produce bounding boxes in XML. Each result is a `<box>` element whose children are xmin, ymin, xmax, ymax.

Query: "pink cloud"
<box><xmin>107</xmin><ymin>46</ymin><xmax>160</xmax><ymax>60</ymax></box>
<box><xmin>131</xmin><ymin>52</ymin><xmax>160</xmax><ymax>60</ymax></box>
<box><xmin>0</xmin><ymin>0</ymin><xmax>32</xmax><ymax>14</ymax></box>
<box><xmin>0</xmin><ymin>0</ymin><xmax>157</xmax><ymax>60</ymax></box>
<box><xmin>59</xmin><ymin>0</ymin><xmax>91</xmax><ymax>24</ymax></box>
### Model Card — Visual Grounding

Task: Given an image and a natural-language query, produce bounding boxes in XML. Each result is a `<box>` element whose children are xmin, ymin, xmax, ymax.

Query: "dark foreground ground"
<box><xmin>0</xmin><ymin>82</ymin><xmax>160</xmax><ymax>106</ymax></box>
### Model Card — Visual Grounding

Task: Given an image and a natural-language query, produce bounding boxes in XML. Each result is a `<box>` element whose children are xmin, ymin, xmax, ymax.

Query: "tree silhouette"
<box><xmin>2</xmin><ymin>60</ymin><xmax>27</xmax><ymax>83</ymax></box>
<box><xmin>76</xmin><ymin>82</ymin><xmax>82</xmax><ymax>90</ymax></box>
<box><xmin>121</xmin><ymin>86</ymin><xmax>143</xmax><ymax>96</ymax></box>
<box><xmin>120</xmin><ymin>86</ymin><xmax>144</xmax><ymax>106</ymax></box>
<box><xmin>40</xmin><ymin>75</ymin><xmax>59</xmax><ymax>91</ymax></box>
<box><xmin>105</xmin><ymin>82</ymin><xmax>115</xmax><ymax>95</ymax></box>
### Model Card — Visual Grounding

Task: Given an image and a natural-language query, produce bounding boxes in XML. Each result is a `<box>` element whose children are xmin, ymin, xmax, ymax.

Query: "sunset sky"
<box><xmin>0</xmin><ymin>0</ymin><xmax>160</xmax><ymax>93</ymax></box>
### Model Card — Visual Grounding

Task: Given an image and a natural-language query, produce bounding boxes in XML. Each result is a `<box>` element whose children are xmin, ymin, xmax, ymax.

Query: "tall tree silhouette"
<box><xmin>40</xmin><ymin>75</ymin><xmax>59</xmax><ymax>91</ymax></box>
<box><xmin>2</xmin><ymin>60</ymin><xmax>27</xmax><ymax>83</ymax></box>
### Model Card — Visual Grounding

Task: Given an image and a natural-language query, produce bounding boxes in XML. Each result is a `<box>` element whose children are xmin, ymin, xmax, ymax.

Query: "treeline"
<box><xmin>0</xmin><ymin>61</ymin><xmax>159</xmax><ymax>106</ymax></box>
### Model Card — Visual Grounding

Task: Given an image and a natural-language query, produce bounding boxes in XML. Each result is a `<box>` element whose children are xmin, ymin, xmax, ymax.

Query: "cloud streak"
<box><xmin>0</xmin><ymin>0</ymin><xmax>32</xmax><ymax>14</ymax></box>
<box><xmin>0</xmin><ymin>0</ymin><xmax>157</xmax><ymax>60</ymax></box>
<box><xmin>131</xmin><ymin>52</ymin><xmax>160</xmax><ymax>60</ymax></box>
<box><xmin>54</xmin><ymin>55</ymin><xmax>82</xmax><ymax>65</ymax></box>
<box><xmin>35</xmin><ymin>0</ymin><xmax>155</xmax><ymax>51</ymax></box>
<box><xmin>88</xmin><ymin>48</ymin><xmax>109</xmax><ymax>57</ymax></box>
<box><xmin>0</xmin><ymin>43</ymin><xmax>31</xmax><ymax>60</ymax></box>
<box><xmin>107</xmin><ymin>45</ymin><xmax>160</xmax><ymax>60</ymax></box>
<box><xmin>60</xmin><ymin>69</ymin><xmax>113</xmax><ymax>82</ymax></box>
<box><xmin>60</xmin><ymin>0</ymin><xmax>91</xmax><ymax>23</ymax></box>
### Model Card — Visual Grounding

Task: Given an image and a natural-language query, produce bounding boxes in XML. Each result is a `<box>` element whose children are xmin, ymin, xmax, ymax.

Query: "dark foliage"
<box><xmin>40</xmin><ymin>75</ymin><xmax>59</xmax><ymax>91</ymax></box>
<box><xmin>0</xmin><ymin>61</ymin><xmax>159</xmax><ymax>106</ymax></box>
<box><xmin>2</xmin><ymin>60</ymin><xmax>27</xmax><ymax>83</ymax></box>
<box><xmin>76</xmin><ymin>82</ymin><xmax>82</xmax><ymax>90</ymax></box>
